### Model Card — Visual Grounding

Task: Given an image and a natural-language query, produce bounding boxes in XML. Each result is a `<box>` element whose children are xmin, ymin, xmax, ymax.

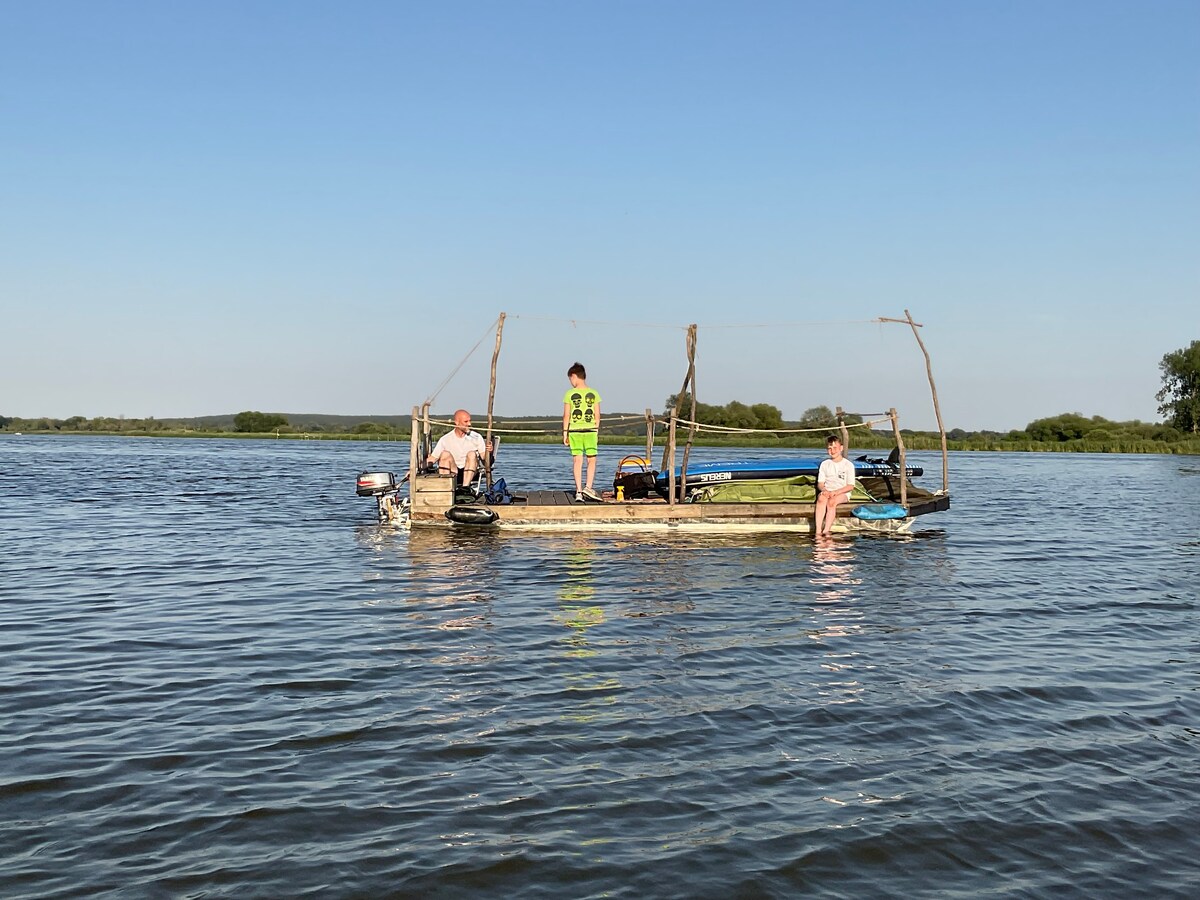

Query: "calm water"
<box><xmin>2</xmin><ymin>436</ymin><xmax>1198</xmax><ymax>898</ymax></box>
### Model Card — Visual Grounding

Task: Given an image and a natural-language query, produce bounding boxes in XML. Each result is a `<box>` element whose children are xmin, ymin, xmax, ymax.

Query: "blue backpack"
<box><xmin>484</xmin><ymin>478</ymin><xmax>515</xmax><ymax>505</ymax></box>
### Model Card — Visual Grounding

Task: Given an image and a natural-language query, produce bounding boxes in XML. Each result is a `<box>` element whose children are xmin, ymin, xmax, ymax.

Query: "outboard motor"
<box><xmin>356</xmin><ymin>471</ymin><xmax>397</xmax><ymax>496</ymax></box>
<box><xmin>356</xmin><ymin>471</ymin><xmax>409</xmax><ymax>525</ymax></box>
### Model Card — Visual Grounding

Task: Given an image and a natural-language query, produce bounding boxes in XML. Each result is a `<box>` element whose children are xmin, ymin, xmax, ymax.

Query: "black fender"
<box><xmin>445</xmin><ymin>505</ymin><xmax>499</xmax><ymax>526</ymax></box>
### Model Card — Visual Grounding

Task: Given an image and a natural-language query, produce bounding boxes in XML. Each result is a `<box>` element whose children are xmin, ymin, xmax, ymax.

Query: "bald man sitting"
<box><xmin>427</xmin><ymin>409</ymin><xmax>491</xmax><ymax>487</ymax></box>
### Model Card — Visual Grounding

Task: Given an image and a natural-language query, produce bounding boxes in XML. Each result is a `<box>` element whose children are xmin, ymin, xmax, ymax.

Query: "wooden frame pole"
<box><xmin>904</xmin><ymin>309</ymin><xmax>948</xmax><ymax>493</ymax></box>
<box><xmin>666</xmin><ymin>413</ymin><xmax>677</xmax><ymax>507</ymax></box>
<box><xmin>679</xmin><ymin>324</ymin><xmax>699</xmax><ymax>503</ymax></box>
<box><xmin>889</xmin><ymin>407</ymin><xmax>907</xmax><ymax>507</ymax></box>
<box><xmin>879</xmin><ymin>311</ymin><xmax>948</xmax><ymax>493</ymax></box>
<box><xmin>661</xmin><ymin>325</ymin><xmax>696</xmax><ymax>474</ymax></box>
<box><xmin>421</xmin><ymin>402</ymin><xmax>431</xmax><ymax>464</ymax></box>
<box><xmin>484</xmin><ymin>312</ymin><xmax>506</xmax><ymax>489</ymax></box>
<box><xmin>410</xmin><ymin>405</ymin><xmax>419</xmax><ymax>476</ymax></box>
<box><xmin>644</xmin><ymin>407</ymin><xmax>654</xmax><ymax>463</ymax></box>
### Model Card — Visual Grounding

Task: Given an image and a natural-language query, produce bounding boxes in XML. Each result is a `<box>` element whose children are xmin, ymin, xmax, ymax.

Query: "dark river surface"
<box><xmin>2</xmin><ymin>436</ymin><xmax>1198</xmax><ymax>898</ymax></box>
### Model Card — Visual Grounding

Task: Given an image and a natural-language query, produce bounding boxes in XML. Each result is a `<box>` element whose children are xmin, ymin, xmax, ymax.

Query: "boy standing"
<box><xmin>563</xmin><ymin>362</ymin><xmax>601</xmax><ymax>502</ymax></box>
<box><xmin>815</xmin><ymin>434</ymin><xmax>856</xmax><ymax>536</ymax></box>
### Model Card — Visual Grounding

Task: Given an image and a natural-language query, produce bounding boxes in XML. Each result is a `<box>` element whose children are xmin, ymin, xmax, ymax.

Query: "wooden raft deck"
<box><xmin>513</xmin><ymin>490</ymin><xmax>590</xmax><ymax>506</ymax></box>
<box><xmin>408</xmin><ymin>475</ymin><xmax>948</xmax><ymax>532</ymax></box>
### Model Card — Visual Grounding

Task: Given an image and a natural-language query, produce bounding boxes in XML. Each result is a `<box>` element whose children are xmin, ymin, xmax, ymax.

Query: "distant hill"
<box><xmin>169</xmin><ymin>413</ymin><xmax>418</xmax><ymax>430</ymax></box>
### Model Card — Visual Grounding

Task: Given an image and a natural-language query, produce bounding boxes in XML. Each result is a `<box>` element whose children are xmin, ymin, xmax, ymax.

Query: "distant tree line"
<box><xmin>3</xmin><ymin>408</ymin><xmax>1194</xmax><ymax>449</ymax></box>
<box><xmin>665</xmin><ymin>393</ymin><xmax>785</xmax><ymax>430</ymax></box>
<box><xmin>1157</xmin><ymin>340</ymin><xmax>1199</xmax><ymax>434</ymax></box>
<box><xmin>233</xmin><ymin>411</ymin><xmax>288</xmax><ymax>433</ymax></box>
<box><xmin>663</xmin><ymin>397</ymin><xmax>864</xmax><ymax>432</ymax></box>
<box><xmin>0</xmin><ymin>411</ymin><xmax>406</xmax><ymax>437</ymax></box>
<box><xmin>946</xmin><ymin>413</ymin><xmax>1194</xmax><ymax>447</ymax></box>
<box><xmin>5</xmin><ymin>347</ymin><xmax>1200</xmax><ymax>456</ymax></box>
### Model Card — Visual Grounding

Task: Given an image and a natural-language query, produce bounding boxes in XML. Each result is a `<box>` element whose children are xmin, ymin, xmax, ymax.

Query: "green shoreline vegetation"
<box><xmin>3</xmin><ymin>410</ymin><xmax>1198</xmax><ymax>455</ymax></box>
<box><xmin>7</xmin><ymin>340</ymin><xmax>1197</xmax><ymax>453</ymax></box>
<box><xmin>6</xmin><ymin>338</ymin><xmax>1199</xmax><ymax>454</ymax></box>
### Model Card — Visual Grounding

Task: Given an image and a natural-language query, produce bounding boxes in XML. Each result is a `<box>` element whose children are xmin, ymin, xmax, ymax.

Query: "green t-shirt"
<box><xmin>564</xmin><ymin>386</ymin><xmax>601</xmax><ymax>431</ymax></box>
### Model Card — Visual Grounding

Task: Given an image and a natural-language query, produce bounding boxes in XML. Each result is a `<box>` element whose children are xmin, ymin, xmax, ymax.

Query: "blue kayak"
<box><xmin>656</xmin><ymin>457</ymin><xmax>922</xmax><ymax>492</ymax></box>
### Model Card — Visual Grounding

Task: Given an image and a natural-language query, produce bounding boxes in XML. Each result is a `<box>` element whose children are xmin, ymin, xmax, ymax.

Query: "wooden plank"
<box><xmin>419</xmin><ymin>487</ymin><xmax>947</xmax><ymax>529</ymax></box>
<box><xmin>517</xmin><ymin>489</ymin><xmax>579</xmax><ymax>506</ymax></box>
<box><xmin>481</xmin><ymin>502</ymin><xmax>821</xmax><ymax>521</ymax></box>
<box><xmin>408</xmin><ymin>496</ymin><xmax>945</xmax><ymax>531</ymax></box>
<box><xmin>411</xmin><ymin>473</ymin><xmax>456</xmax><ymax>512</ymax></box>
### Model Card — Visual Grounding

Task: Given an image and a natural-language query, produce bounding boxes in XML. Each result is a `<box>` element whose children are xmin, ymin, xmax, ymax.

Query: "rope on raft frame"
<box><xmin>419</xmin><ymin>313</ymin><xmax>915</xmax><ymax>430</ymax></box>
<box><xmin>422</xmin><ymin>316</ymin><xmax>502</xmax><ymax>409</ymax></box>
<box><xmin>425</xmin><ymin>413</ymin><xmax>655</xmax><ymax>436</ymax></box>
<box><xmin>508</xmin><ymin>313</ymin><xmax>889</xmax><ymax>330</ymax></box>
<box><xmin>673</xmin><ymin>415</ymin><xmax>893</xmax><ymax>435</ymax></box>
<box><xmin>507</xmin><ymin>313</ymin><xmax>685</xmax><ymax>330</ymax></box>
<box><xmin>425</xmin><ymin>413</ymin><xmax>894</xmax><ymax>438</ymax></box>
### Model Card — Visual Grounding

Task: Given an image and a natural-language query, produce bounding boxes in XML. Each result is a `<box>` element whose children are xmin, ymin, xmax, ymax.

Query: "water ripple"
<box><xmin>1</xmin><ymin>438</ymin><xmax>1198</xmax><ymax>897</ymax></box>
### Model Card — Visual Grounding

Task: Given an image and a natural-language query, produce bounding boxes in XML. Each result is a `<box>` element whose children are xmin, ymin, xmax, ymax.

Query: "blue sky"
<box><xmin>3</xmin><ymin>0</ymin><xmax>1196</xmax><ymax>430</ymax></box>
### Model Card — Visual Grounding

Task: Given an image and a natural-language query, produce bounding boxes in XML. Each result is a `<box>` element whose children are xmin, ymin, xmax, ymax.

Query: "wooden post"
<box><xmin>880</xmin><ymin>311</ymin><xmax>948</xmax><ymax>493</ymax></box>
<box><xmin>679</xmin><ymin>324</ymin><xmax>698</xmax><ymax>503</ymax></box>
<box><xmin>484</xmin><ymin>312</ymin><xmax>506</xmax><ymax>489</ymax></box>
<box><xmin>661</xmin><ymin>326</ymin><xmax>696</xmax><ymax>473</ymax></box>
<box><xmin>666</xmin><ymin>413</ymin><xmax>677</xmax><ymax>507</ymax></box>
<box><xmin>835</xmin><ymin>406</ymin><xmax>850</xmax><ymax>451</ymax></box>
<box><xmin>409</xmin><ymin>405</ymin><xmax>419</xmax><ymax>476</ymax></box>
<box><xmin>420</xmin><ymin>408</ymin><xmax>429</xmax><ymax>465</ymax></box>
<box><xmin>420</xmin><ymin>402</ymin><xmax>432</xmax><ymax>468</ymax></box>
<box><xmin>644</xmin><ymin>407</ymin><xmax>654</xmax><ymax>464</ymax></box>
<box><xmin>889</xmin><ymin>407</ymin><xmax>907</xmax><ymax>507</ymax></box>
<box><xmin>904</xmin><ymin>309</ymin><xmax>948</xmax><ymax>493</ymax></box>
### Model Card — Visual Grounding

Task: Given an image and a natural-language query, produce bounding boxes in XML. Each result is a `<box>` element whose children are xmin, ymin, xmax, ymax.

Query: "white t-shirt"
<box><xmin>817</xmin><ymin>457</ymin><xmax>856</xmax><ymax>496</ymax></box>
<box><xmin>430</xmin><ymin>429</ymin><xmax>486</xmax><ymax>468</ymax></box>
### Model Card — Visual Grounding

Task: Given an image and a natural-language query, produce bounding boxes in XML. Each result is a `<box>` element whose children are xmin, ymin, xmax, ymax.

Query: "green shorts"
<box><xmin>568</xmin><ymin>430</ymin><xmax>598</xmax><ymax>456</ymax></box>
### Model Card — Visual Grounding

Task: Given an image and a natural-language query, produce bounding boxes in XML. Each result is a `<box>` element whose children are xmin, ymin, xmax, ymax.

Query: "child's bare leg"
<box><xmin>814</xmin><ymin>493</ymin><xmax>829</xmax><ymax>534</ymax></box>
<box><xmin>585</xmin><ymin>455</ymin><xmax>597</xmax><ymax>491</ymax></box>
<box><xmin>823</xmin><ymin>492</ymin><xmax>841</xmax><ymax>534</ymax></box>
<box><xmin>572</xmin><ymin>454</ymin><xmax>584</xmax><ymax>492</ymax></box>
<box><xmin>825</xmin><ymin>494</ymin><xmax>841</xmax><ymax>534</ymax></box>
